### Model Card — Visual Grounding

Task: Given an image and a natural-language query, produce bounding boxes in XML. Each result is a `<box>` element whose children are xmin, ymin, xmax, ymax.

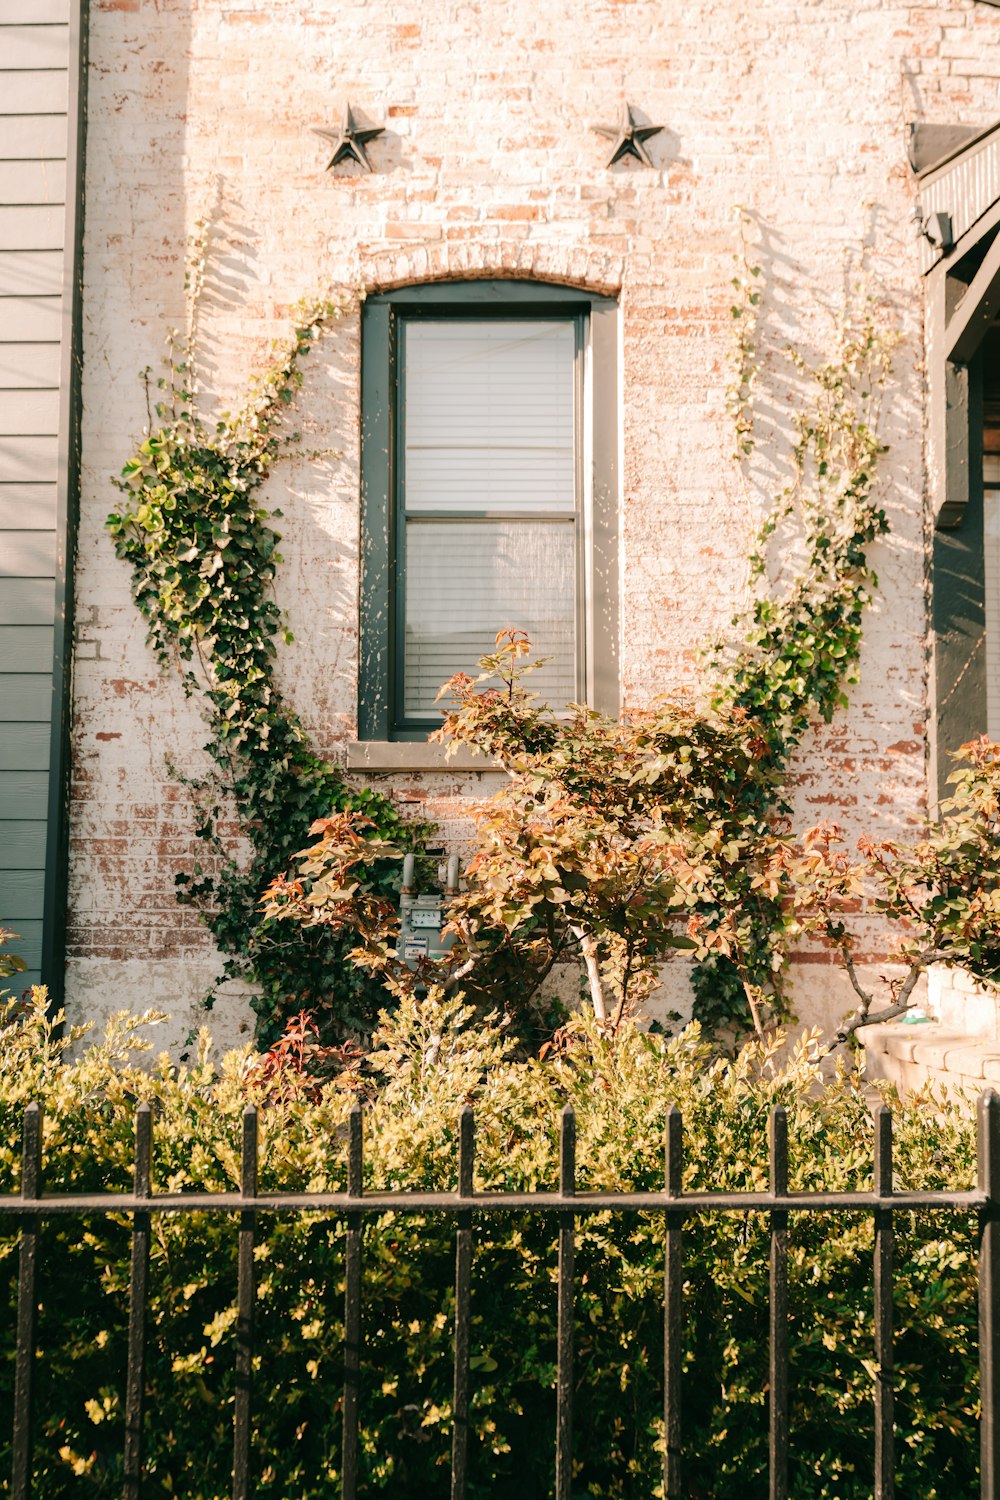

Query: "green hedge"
<box><xmin>0</xmin><ymin>992</ymin><xmax>982</xmax><ymax>1498</ymax></box>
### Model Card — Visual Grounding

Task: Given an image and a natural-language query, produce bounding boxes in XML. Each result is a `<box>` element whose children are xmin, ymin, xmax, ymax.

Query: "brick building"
<box><xmin>3</xmin><ymin>0</ymin><xmax>1000</xmax><ymax>1054</ymax></box>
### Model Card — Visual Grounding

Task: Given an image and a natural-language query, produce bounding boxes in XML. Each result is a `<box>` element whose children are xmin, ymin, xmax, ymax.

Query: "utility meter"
<box><xmin>397</xmin><ymin>852</ymin><xmax>460</xmax><ymax>971</ymax></box>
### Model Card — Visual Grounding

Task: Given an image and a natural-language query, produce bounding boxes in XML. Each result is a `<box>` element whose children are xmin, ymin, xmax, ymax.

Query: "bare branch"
<box><xmin>825</xmin><ymin>999</ymin><xmax>915</xmax><ymax>1053</ymax></box>
<box><xmin>743</xmin><ymin>981</ymin><xmax>769</xmax><ymax>1046</ymax></box>
<box><xmin>442</xmin><ymin>954</ymin><xmax>480</xmax><ymax>994</ymax></box>
<box><xmin>610</xmin><ymin>942</ymin><xmax>637</xmax><ymax>1033</ymax></box>
<box><xmin>838</xmin><ymin>940</ymin><xmax>875</xmax><ymax>1010</ymax></box>
<box><xmin>571</xmin><ymin>925</ymin><xmax>608</xmax><ymax>1023</ymax></box>
<box><xmin>825</xmin><ymin>946</ymin><xmax>952</xmax><ymax>1054</ymax></box>
<box><xmin>733</xmin><ymin>957</ymin><xmax>774</xmax><ymax>1046</ymax></box>
<box><xmin>892</xmin><ymin>956</ymin><xmax>931</xmax><ymax>1011</ymax></box>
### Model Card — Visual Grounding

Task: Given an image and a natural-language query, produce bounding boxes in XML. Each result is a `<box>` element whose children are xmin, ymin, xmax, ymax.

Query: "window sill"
<box><xmin>345</xmin><ymin>741</ymin><xmax>501</xmax><ymax>773</ymax></box>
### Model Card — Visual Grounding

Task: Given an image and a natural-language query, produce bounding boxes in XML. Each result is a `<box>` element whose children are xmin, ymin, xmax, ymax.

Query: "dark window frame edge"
<box><xmin>359</xmin><ymin>279</ymin><xmax>620</xmax><ymax>744</ymax></box>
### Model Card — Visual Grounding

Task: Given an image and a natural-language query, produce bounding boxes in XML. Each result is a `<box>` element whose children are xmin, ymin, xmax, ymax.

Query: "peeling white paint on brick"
<box><xmin>67</xmin><ymin>956</ymin><xmax>257</xmax><ymax>1059</ymax></box>
<box><xmin>67</xmin><ymin>0</ymin><xmax>1000</xmax><ymax>1043</ymax></box>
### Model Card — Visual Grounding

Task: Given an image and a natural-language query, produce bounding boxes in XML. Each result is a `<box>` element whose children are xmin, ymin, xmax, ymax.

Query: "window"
<box><xmin>358</xmin><ymin>281</ymin><xmax>618</xmax><ymax>742</ymax></box>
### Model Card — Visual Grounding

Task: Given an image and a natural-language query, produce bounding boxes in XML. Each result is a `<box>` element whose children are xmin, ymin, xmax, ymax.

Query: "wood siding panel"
<box><xmin>0</xmin><ymin>625</ymin><xmax>54</xmax><ymax>671</ymax></box>
<box><xmin>0</xmin><ymin>0</ymin><xmax>69</xmax><ymax>22</ymax></box>
<box><xmin>0</xmin><ymin>434</ymin><xmax>58</xmax><ymax>481</ymax></box>
<box><xmin>0</xmin><ymin>483</ymin><xmax>56</xmax><ymax>527</ymax></box>
<box><xmin>0</xmin><ymin>296</ymin><xmax>61</xmax><ymax>340</ymax></box>
<box><xmin>0</xmin><ymin>71</ymin><xmax>68</xmax><ymax>115</ymax></box>
<box><xmin>0</xmin><ymin>0</ymin><xmax>73</xmax><ymax>1001</ymax></box>
<box><xmin>0</xmin><ymin>28</ymin><xmax>69</xmax><ymax>72</ymax></box>
<box><xmin>0</xmin><ymin>820</ymin><xmax>47</xmax><ymax>869</ymax></box>
<box><xmin>0</xmin><ymin>674</ymin><xmax>52</xmax><ymax>719</ymax></box>
<box><xmin>0</xmin><ymin>388</ymin><xmax>60</xmax><ymax>433</ymax></box>
<box><xmin>0</xmin><ymin>917</ymin><xmax>42</xmax><ymax>967</ymax></box>
<box><xmin>0</xmin><ymin>114</ymin><xmax>68</xmax><ymax>160</ymax></box>
<box><xmin>0</xmin><ymin>532</ymin><xmax>56</xmax><ymax>576</ymax></box>
<box><xmin>0</xmin><ymin>204</ymin><xmax>65</xmax><ymax>249</ymax></box>
<box><xmin>0</xmin><ymin>774</ymin><xmax>46</xmax><ymax>819</ymax></box>
<box><xmin>0</xmin><ymin>343</ymin><xmax>60</xmax><ymax>386</ymax></box>
<box><xmin>0</xmin><ymin>723</ymin><xmax>49</xmax><ymax>768</ymax></box>
<box><xmin>0</xmin><ymin>867</ymin><xmax>43</xmax><ymax>915</ymax></box>
<box><xmin>0</xmin><ymin>251</ymin><xmax>62</xmax><ymax>297</ymax></box>
<box><xmin>0</xmin><ymin>577</ymin><xmax>54</xmax><ymax>623</ymax></box>
<box><xmin>0</xmin><ymin>160</ymin><xmax>66</xmax><ymax>205</ymax></box>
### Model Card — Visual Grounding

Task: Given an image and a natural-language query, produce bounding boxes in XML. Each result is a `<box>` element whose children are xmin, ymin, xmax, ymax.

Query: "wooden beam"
<box><xmin>944</xmin><ymin>361</ymin><xmax>972</xmax><ymax>527</ymax></box>
<box><xmin>929</xmin><ymin>350</ymin><xmax>986</xmax><ymax>806</ymax></box>
<box><xmin>946</xmin><ymin>229</ymin><xmax>1000</xmax><ymax>363</ymax></box>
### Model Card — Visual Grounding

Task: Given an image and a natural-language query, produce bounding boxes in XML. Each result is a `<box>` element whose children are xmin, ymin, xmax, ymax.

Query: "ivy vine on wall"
<box><xmin>107</xmin><ymin>222</ymin><xmax>895</xmax><ymax>1041</ymax></box>
<box><xmin>107</xmin><ymin>255</ymin><xmax>422</xmax><ymax>1043</ymax></box>
<box><xmin>692</xmin><ymin>232</ymin><xmax>895</xmax><ymax>1027</ymax></box>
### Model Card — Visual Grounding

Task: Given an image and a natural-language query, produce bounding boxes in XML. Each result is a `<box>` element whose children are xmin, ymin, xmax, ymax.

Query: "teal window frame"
<box><xmin>359</xmin><ymin>279</ymin><xmax>619</xmax><ymax>741</ymax></box>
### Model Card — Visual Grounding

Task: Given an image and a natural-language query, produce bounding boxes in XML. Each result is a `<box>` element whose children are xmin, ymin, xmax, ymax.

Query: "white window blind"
<box><xmin>403</xmin><ymin>320</ymin><xmax>576</xmax><ymax>513</ymax></box>
<box><xmin>403</xmin><ymin>519</ymin><xmax>576</xmax><ymax>715</ymax></box>
<box><xmin>400</xmin><ymin>317</ymin><xmax>579</xmax><ymax>717</ymax></box>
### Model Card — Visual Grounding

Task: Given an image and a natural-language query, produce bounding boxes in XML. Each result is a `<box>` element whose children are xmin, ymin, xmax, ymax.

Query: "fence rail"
<box><xmin>2</xmin><ymin>1091</ymin><xmax>999</xmax><ymax>1500</ymax></box>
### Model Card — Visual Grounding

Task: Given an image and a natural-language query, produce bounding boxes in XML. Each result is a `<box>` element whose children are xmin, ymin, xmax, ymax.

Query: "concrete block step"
<box><xmin>862</xmin><ymin>1021</ymin><xmax>1000</xmax><ymax>1099</ymax></box>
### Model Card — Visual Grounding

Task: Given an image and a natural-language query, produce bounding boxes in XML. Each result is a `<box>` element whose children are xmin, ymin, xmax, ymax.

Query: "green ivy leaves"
<box><xmin>108</xmin><ymin>296</ymin><xmax>420</xmax><ymax>1043</ymax></box>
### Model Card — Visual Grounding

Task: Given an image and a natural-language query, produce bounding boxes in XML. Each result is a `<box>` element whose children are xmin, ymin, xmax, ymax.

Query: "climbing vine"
<box><xmin>690</xmin><ymin>228</ymin><xmax>895</xmax><ymax>1027</ymax></box>
<box><xmin>714</xmin><ymin>250</ymin><xmax>892</xmax><ymax>754</ymax></box>
<box><xmin>108</xmin><ymin>220</ymin><xmax>895</xmax><ymax>1041</ymax></box>
<box><xmin>724</xmin><ymin>207</ymin><xmax>762</xmax><ymax>462</ymax></box>
<box><xmin>107</xmin><ymin>257</ymin><xmax>424</xmax><ymax>1042</ymax></box>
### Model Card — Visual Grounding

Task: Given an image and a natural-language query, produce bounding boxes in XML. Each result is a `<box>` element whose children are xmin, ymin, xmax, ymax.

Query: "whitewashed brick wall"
<box><xmin>68</xmin><ymin>0</ymin><xmax>1000</xmax><ymax>1049</ymax></box>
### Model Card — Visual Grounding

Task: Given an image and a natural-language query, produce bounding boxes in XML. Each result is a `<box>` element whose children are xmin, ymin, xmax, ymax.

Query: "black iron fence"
<box><xmin>2</xmin><ymin>1091</ymin><xmax>999</xmax><ymax>1500</ymax></box>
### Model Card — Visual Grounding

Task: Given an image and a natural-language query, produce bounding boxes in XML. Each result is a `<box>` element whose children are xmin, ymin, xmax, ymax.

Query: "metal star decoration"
<box><xmin>312</xmin><ymin>103</ymin><xmax>385</xmax><ymax>173</ymax></box>
<box><xmin>592</xmin><ymin>103</ymin><xmax>664</xmax><ymax>168</ymax></box>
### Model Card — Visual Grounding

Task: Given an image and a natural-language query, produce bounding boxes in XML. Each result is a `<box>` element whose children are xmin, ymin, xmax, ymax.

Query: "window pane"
<box><xmin>403</xmin><ymin>320</ymin><xmax>576</xmax><ymax>513</ymax></box>
<box><xmin>403</xmin><ymin>519</ymin><xmax>576</xmax><ymax>716</ymax></box>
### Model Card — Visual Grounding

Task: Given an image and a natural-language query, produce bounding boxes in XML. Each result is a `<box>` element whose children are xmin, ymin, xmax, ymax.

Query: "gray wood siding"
<box><xmin>0</xmin><ymin>531</ymin><xmax>57</xmax><ymax>575</ymax></box>
<box><xmin>0</xmin><ymin>721</ymin><xmax>50</xmax><ymax>766</ymax></box>
<box><xmin>0</xmin><ymin>161</ymin><xmax>68</xmax><ymax>204</ymax></box>
<box><xmin>0</xmin><ymin>820</ymin><xmax>47</xmax><ymax>867</ymax></box>
<box><xmin>0</xmin><ymin>71</ymin><xmax>68</xmax><ymax>116</ymax></box>
<box><xmin>0</xmin><ymin>250</ymin><xmax>63</xmax><ymax>295</ymax></box>
<box><xmin>0</xmin><ymin>435</ymin><xmax>59</xmax><ymax>481</ymax></box>
<box><xmin>0</xmin><ymin>577</ymin><xmax>57</xmax><ymax>623</ymax></box>
<box><xmin>0</xmin><ymin>484</ymin><xmax>57</xmax><ymax>528</ymax></box>
<box><xmin>0</xmin><ymin>674</ymin><xmax>55</xmax><ymax>719</ymax></box>
<box><xmin>0</xmin><ymin>0</ymin><xmax>68</xmax><ymax>986</ymax></box>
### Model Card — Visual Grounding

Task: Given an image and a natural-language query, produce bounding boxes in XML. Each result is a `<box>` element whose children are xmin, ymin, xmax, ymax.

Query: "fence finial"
<box><xmin>768</xmin><ymin>1104</ymin><xmax>788</xmax><ymax>1198</ymax></box>
<box><xmin>241</xmin><ymin>1104</ymin><xmax>258</xmax><ymax>1199</ymax></box>
<box><xmin>665</xmin><ymin>1105</ymin><xmax>683</xmax><ymax>1197</ymax></box>
<box><xmin>458</xmin><ymin>1105</ymin><xmax>474</xmax><ymax>1199</ymax></box>
<box><xmin>560</xmin><ymin>1103</ymin><xmax>576</xmax><ymax>1199</ymax></box>
<box><xmin>134</xmin><ymin>1102</ymin><xmax>153</xmax><ymax>1199</ymax></box>
<box><xmin>980</xmin><ymin>1090</ymin><xmax>1000</xmax><ymax>1200</ymax></box>
<box><xmin>21</xmin><ymin>1102</ymin><xmax>42</xmax><ymax>1200</ymax></box>
<box><xmin>348</xmin><ymin>1101</ymin><xmax>364</xmax><ymax>1198</ymax></box>
<box><xmin>873</xmin><ymin>1103</ymin><xmax>892</xmax><ymax>1200</ymax></box>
